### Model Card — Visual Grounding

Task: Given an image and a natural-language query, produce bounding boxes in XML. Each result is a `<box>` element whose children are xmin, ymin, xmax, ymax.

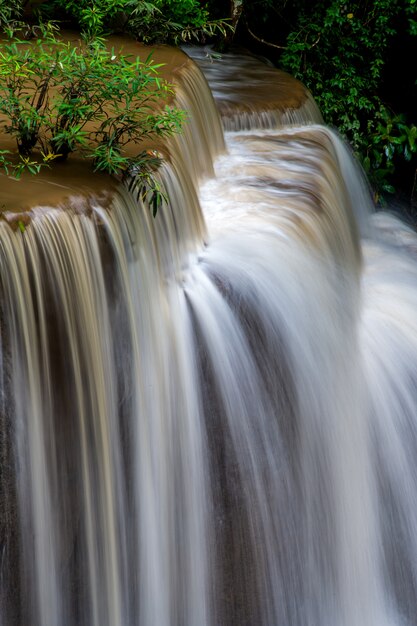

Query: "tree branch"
<box><xmin>246</xmin><ymin>23</ymin><xmax>287</xmax><ymax>50</ymax></box>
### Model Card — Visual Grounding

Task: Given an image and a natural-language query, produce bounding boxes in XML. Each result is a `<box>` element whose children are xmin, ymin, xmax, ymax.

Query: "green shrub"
<box><xmin>126</xmin><ymin>0</ymin><xmax>231</xmax><ymax>44</ymax></box>
<box><xmin>0</xmin><ymin>26</ymin><xmax>184</xmax><ymax>210</ymax></box>
<box><xmin>38</xmin><ymin>0</ymin><xmax>127</xmax><ymax>37</ymax></box>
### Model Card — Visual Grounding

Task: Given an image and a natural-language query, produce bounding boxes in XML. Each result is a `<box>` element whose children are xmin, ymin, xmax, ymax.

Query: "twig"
<box><xmin>311</xmin><ymin>33</ymin><xmax>321</xmax><ymax>48</ymax></box>
<box><xmin>246</xmin><ymin>23</ymin><xmax>287</xmax><ymax>50</ymax></box>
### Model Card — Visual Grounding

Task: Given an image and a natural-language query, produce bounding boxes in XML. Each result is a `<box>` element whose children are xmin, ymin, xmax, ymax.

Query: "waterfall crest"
<box><xmin>184</xmin><ymin>46</ymin><xmax>323</xmax><ymax>131</ymax></box>
<box><xmin>1</xmin><ymin>45</ymin><xmax>417</xmax><ymax>626</ymax></box>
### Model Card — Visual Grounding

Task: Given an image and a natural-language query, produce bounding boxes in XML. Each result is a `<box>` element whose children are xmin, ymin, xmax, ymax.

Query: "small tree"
<box><xmin>0</xmin><ymin>26</ymin><xmax>184</xmax><ymax>210</ymax></box>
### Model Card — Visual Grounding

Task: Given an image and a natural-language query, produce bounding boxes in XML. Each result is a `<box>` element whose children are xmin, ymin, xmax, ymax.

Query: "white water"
<box><xmin>1</xmin><ymin>48</ymin><xmax>417</xmax><ymax>626</ymax></box>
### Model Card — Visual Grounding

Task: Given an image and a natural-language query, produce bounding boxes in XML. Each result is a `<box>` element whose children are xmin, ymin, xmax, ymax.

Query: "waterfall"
<box><xmin>1</xmin><ymin>46</ymin><xmax>417</xmax><ymax>626</ymax></box>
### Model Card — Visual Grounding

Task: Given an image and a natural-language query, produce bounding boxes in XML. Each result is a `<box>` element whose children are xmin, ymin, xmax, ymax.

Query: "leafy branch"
<box><xmin>0</xmin><ymin>27</ymin><xmax>185</xmax><ymax>212</ymax></box>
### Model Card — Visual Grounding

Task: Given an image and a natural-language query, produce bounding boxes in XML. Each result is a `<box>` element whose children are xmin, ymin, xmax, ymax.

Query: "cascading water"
<box><xmin>1</xmin><ymin>46</ymin><xmax>417</xmax><ymax>626</ymax></box>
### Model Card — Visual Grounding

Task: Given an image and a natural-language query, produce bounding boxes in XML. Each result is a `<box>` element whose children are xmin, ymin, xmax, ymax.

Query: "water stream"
<box><xmin>1</xmin><ymin>47</ymin><xmax>417</xmax><ymax>626</ymax></box>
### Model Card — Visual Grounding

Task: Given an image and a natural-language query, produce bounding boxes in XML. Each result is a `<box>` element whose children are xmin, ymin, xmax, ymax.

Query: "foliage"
<box><xmin>126</xmin><ymin>0</ymin><xmax>231</xmax><ymax>44</ymax></box>
<box><xmin>37</xmin><ymin>0</ymin><xmax>127</xmax><ymax>38</ymax></box>
<box><xmin>0</xmin><ymin>26</ymin><xmax>184</xmax><ymax>209</ymax></box>
<box><xmin>363</xmin><ymin>106</ymin><xmax>417</xmax><ymax>194</ymax></box>
<box><xmin>37</xmin><ymin>0</ymin><xmax>231</xmax><ymax>44</ymax></box>
<box><xmin>280</xmin><ymin>0</ymin><xmax>417</xmax><ymax>195</ymax></box>
<box><xmin>406</xmin><ymin>0</ymin><xmax>417</xmax><ymax>36</ymax></box>
<box><xmin>0</xmin><ymin>0</ymin><xmax>23</xmax><ymax>28</ymax></box>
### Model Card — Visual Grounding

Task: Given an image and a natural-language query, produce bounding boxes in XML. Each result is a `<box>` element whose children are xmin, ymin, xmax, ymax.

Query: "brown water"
<box><xmin>184</xmin><ymin>46</ymin><xmax>322</xmax><ymax>130</ymax></box>
<box><xmin>1</xmin><ymin>45</ymin><xmax>417</xmax><ymax>626</ymax></box>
